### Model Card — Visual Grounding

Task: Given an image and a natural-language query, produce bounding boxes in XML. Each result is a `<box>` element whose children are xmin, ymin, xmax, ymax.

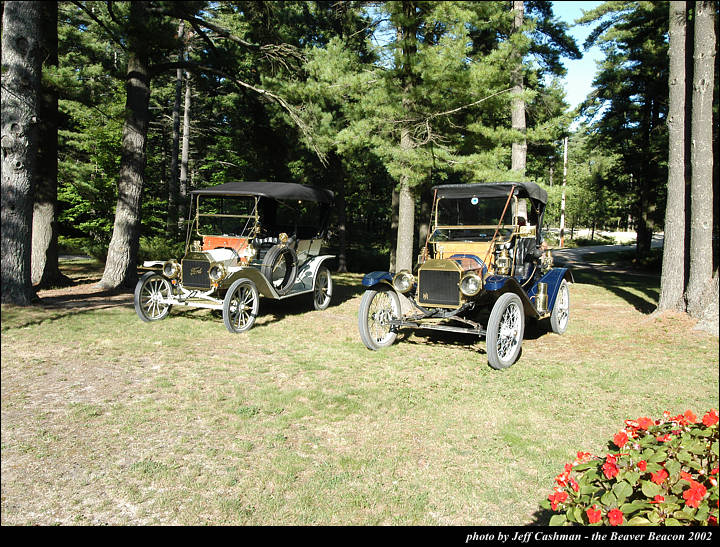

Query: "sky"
<box><xmin>551</xmin><ymin>1</ymin><xmax>605</xmax><ymax>110</ymax></box>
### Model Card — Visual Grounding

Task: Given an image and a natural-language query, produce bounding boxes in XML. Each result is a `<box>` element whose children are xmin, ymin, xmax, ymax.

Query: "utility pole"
<box><xmin>559</xmin><ymin>136</ymin><xmax>568</xmax><ymax>248</ymax></box>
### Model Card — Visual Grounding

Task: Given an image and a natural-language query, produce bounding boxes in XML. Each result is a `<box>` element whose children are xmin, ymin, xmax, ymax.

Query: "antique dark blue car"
<box><xmin>357</xmin><ymin>182</ymin><xmax>572</xmax><ymax>369</ymax></box>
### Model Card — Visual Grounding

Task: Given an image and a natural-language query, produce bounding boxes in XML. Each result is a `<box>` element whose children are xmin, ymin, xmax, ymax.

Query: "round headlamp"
<box><xmin>208</xmin><ymin>262</ymin><xmax>227</xmax><ymax>283</ymax></box>
<box><xmin>460</xmin><ymin>273</ymin><xmax>482</xmax><ymax>297</ymax></box>
<box><xmin>392</xmin><ymin>270</ymin><xmax>414</xmax><ymax>294</ymax></box>
<box><xmin>162</xmin><ymin>260</ymin><xmax>180</xmax><ymax>279</ymax></box>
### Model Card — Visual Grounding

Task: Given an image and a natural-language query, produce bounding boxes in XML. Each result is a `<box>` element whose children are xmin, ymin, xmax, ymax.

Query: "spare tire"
<box><xmin>261</xmin><ymin>244</ymin><xmax>298</xmax><ymax>295</ymax></box>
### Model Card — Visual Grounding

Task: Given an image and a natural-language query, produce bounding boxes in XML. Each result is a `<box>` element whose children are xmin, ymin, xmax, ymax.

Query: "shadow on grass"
<box><xmin>571</xmin><ymin>268</ymin><xmax>660</xmax><ymax>315</ymax></box>
<box><xmin>169</xmin><ymin>273</ymin><xmax>367</xmax><ymax>331</ymax></box>
<box><xmin>528</xmin><ymin>507</ymin><xmax>555</xmax><ymax>526</ymax></box>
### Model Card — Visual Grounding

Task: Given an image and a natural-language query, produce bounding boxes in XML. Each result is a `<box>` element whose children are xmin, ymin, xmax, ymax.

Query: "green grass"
<box><xmin>0</xmin><ymin>261</ymin><xmax>717</xmax><ymax>525</ymax></box>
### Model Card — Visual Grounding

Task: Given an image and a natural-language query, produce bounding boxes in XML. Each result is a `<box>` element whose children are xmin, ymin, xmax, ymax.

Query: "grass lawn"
<box><xmin>1</xmin><ymin>260</ymin><xmax>717</xmax><ymax>525</ymax></box>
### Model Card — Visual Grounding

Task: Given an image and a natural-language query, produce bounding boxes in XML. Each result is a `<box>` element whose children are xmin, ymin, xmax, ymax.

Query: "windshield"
<box><xmin>430</xmin><ymin>196</ymin><xmax>514</xmax><ymax>242</ymax></box>
<box><xmin>197</xmin><ymin>195</ymin><xmax>257</xmax><ymax>237</ymax></box>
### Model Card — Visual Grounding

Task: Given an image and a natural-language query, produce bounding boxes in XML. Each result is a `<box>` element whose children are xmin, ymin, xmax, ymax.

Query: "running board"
<box><xmin>390</xmin><ymin>320</ymin><xmax>486</xmax><ymax>337</ymax></box>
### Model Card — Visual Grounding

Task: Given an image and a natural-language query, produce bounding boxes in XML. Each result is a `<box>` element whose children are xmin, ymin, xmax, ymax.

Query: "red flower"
<box><xmin>656</xmin><ymin>434</ymin><xmax>672</xmax><ymax>442</ymax></box>
<box><xmin>608</xmin><ymin>508</ymin><xmax>624</xmax><ymax>526</ymax></box>
<box><xmin>613</xmin><ymin>431</ymin><xmax>629</xmax><ymax>448</ymax></box>
<box><xmin>683</xmin><ymin>481</ymin><xmax>707</xmax><ymax>508</ymax></box>
<box><xmin>576</xmin><ymin>451</ymin><xmax>592</xmax><ymax>463</ymax></box>
<box><xmin>702</xmin><ymin>409</ymin><xmax>719</xmax><ymax>427</ymax></box>
<box><xmin>586</xmin><ymin>505</ymin><xmax>602</xmax><ymax>524</ymax></box>
<box><xmin>649</xmin><ymin>495</ymin><xmax>665</xmax><ymax>504</ymax></box>
<box><xmin>637</xmin><ymin>416</ymin><xmax>654</xmax><ymax>430</ymax></box>
<box><xmin>680</xmin><ymin>471</ymin><xmax>693</xmax><ymax>481</ymax></box>
<box><xmin>637</xmin><ymin>460</ymin><xmax>647</xmax><ymax>472</ymax></box>
<box><xmin>603</xmin><ymin>460</ymin><xmax>619</xmax><ymax>479</ymax></box>
<box><xmin>683</xmin><ymin>410</ymin><xmax>697</xmax><ymax>423</ymax></box>
<box><xmin>548</xmin><ymin>490</ymin><xmax>568</xmax><ymax>511</ymax></box>
<box><xmin>651</xmin><ymin>469</ymin><xmax>669</xmax><ymax>485</ymax></box>
<box><xmin>569</xmin><ymin>477</ymin><xmax>579</xmax><ymax>492</ymax></box>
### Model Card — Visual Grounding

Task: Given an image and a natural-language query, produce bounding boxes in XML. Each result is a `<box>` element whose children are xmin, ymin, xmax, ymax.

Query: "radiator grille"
<box><xmin>182</xmin><ymin>259</ymin><xmax>211</xmax><ymax>289</ymax></box>
<box><xmin>418</xmin><ymin>269</ymin><xmax>460</xmax><ymax>307</ymax></box>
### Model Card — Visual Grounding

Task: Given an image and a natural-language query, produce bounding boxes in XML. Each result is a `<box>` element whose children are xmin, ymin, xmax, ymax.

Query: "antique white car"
<box><xmin>135</xmin><ymin>181</ymin><xmax>335</xmax><ymax>332</ymax></box>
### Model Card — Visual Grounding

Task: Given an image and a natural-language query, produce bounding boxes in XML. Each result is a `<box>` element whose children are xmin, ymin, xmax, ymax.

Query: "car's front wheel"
<box><xmin>134</xmin><ymin>272</ymin><xmax>173</xmax><ymax>322</ymax></box>
<box><xmin>486</xmin><ymin>292</ymin><xmax>525</xmax><ymax>369</ymax></box>
<box><xmin>358</xmin><ymin>287</ymin><xmax>401</xmax><ymax>350</ymax></box>
<box><xmin>550</xmin><ymin>279</ymin><xmax>570</xmax><ymax>334</ymax></box>
<box><xmin>312</xmin><ymin>265</ymin><xmax>333</xmax><ymax>311</ymax></box>
<box><xmin>223</xmin><ymin>278</ymin><xmax>260</xmax><ymax>333</ymax></box>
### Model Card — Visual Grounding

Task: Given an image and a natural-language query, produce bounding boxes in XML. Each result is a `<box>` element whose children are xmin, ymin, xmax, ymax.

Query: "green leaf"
<box><xmin>580</xmin><ymin>484</ymin><xmax>600</xmax><ymax>496</ymax></box>
<box><xmin>624</xmin><ymin>471</ymin><xmax>640</xmax><ymax>485</ymax></box>
<box><xmin>627</xmin><ymin>516</ymin><xmax>651</xmax><ymax>525</ymax></box>
<box><xmin>664</xmin><ymin>460</ymin><xmax>681</xmax><ymax>477</ymax></box>
<box><xmin>664</xmin><ymin>518</ymin><xmax>682</xmax><ymax>526</ymax></box>
<box><xmin>549</xmin><ymin>514</ymin><xmax>567</xmax><ymax>526</ymax></box>
<box><xmin>601</xmin><ymin>491</ymin><xmax>617</xmax><ymax>507</ymax></box>
<box><xmin>641</xmin><ymin>481</ymin><xmax>662</xmax><ymax>497</ymax></box>
<box><xmin>613</xmin><ymin>481</ymin><xmax>633</xmax><ymax>502</ymax></box>
<box><xmin>648</xmin><ymin>449</ymin><xmax>668</xmax><ymax>463</ymax></box>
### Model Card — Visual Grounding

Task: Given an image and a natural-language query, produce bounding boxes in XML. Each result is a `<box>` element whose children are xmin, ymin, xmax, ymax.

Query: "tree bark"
<box><xmin>331</xmin><ymin>153</ymin><xmax>348</xmax><ymax>273</ymax></box>
<box><xmin>396</xmin><ymin>155</ymin><xmax>415</xmax><ymax>273</ymax></box>
<box><xmin>1</xmin><ymin>1</ymin><xmax>43</xmax><ymax>305</ymax></box>
<box><xmin>658</xmin><ymin>1</ymin><xmax>688</xmax><ymax>312</ymax></box>
<box><xmin>178</xmin><ymin>73</ymin><xmax>192</xmax><ymax>232</ymax></box>
<box><xmin>389</xmin><ymin>186</ymin><xmax>399</xmax><ymax>271</ymax></box>
<box><xmin>686</xmin><ymin>0</ymin><xmax>716</xmax><ymax>317</ymax></box>
<box><xmin>98</xmin><ymin>2</ymin><xmax>151</xmax><ymax>290</ymax></box>
<box><xmin>511</xmin><ymin>0</ymin><xmax>527</xmax><ymax>176</ymax></box>
<box><xmin>32</xmin><ymin>1</ymin><xmax>68</xmax><ymax>288</ymax></box>
<box><xmin>167</xmin><ymin>21</ymin><xmax>185</xmax><ymax>237</ymax></box>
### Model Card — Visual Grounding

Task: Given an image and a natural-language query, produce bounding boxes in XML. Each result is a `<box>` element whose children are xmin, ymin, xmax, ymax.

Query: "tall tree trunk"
<box><xmin>178</xmin><ymin>73</ymin><xmax>191</xmax><ymax>233</ymax></box>
<box><xmin>686</xmin><ymin>0</ymin><xmax>716</xmax><ymax>317</ymax></box>
<box><xmin>1</xmin><ymin>1</ymin><xmax>43</xmax><ymax>305</ymax></box>
<box><xmin>394</xmin><ymin>2</ymin><xmax>418</xmax><ymax>273</ymax></box>
<box><xmin>658</xmin><ymin>1</ymin><xmax>688</xmax><ymax>312</ymax></box>
<box><xmin>167</xmin><ymin>21</ymin><xmax>185</xmax><ymax>237</ymax></box>
<box><xmin>98</xmin><ymin>2</ymin><xmax>151</xmax><ymax>290</ymax></box>
<box><xmin>331</xmin><ymin>153</ymin><xmax>348</xmax><ymax>273</ymax></box>
<box><xmin>511</xmin><ymin>0</ymin><xmax>526</xmax><ymax>176</ymax></box>
<box><xmin>396</xmin><ymin>127</ymin><xmax>415</xmax><ymax>272</ymax></box>
<box><xmin>32</xmin><ymin>1</ymin><xmax>67</xmax><ymax>288</ymax></box>
<box><xmin>389</xmin><ymin>187</ymin><xmax>399</xmax><ymax>271</ymax></box>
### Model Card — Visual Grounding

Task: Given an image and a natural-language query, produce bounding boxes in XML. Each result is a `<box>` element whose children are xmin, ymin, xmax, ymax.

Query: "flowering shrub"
<box><xmin>542</xmin><ymin>409</ymin><xmax>719</xmax><ymax>526</ymax></box>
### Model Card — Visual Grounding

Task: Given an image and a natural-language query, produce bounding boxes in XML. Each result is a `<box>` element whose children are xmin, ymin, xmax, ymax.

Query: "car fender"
<box><xmin>527</xmin><ymin>268</ymin><xmax>574</xmax><ymax>312</ymax></box>
<box><xmin>297</xmin><ymin>255</ymin><xmax>335</xmax><ymax>290</ymax></box>
<box><xmin>483</xmin><ymin>275</ymin><xmax>540</xmax><ymax>318</ymax></box>
<box><xmin>361</xmin><ymin>271</ymin><xmax>394</xmax><ymax>289</ymax></box>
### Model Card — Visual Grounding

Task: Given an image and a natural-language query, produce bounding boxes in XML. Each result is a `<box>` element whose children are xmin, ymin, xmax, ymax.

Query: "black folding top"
<box><xmin>191</xmin><ymin>181</ymin><xmax>334</xmax><ymax>204</ymax></box>
<box><xmin>432</xmin><ymin>182</ymin><xmax>548</xmax><ymax>205</ymax></box>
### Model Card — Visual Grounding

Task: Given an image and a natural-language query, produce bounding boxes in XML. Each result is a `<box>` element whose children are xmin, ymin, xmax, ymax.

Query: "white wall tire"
<box><xmin>486</xmin><ymin>292</ymin><xmax>525</xmax><ymax>369</ymax></box>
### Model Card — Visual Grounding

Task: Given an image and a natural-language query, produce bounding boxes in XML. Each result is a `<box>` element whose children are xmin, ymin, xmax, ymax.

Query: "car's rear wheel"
<box><xmin>260</xmin><ymin>244</ymin><xmax>297</xmax><ymax>295</ymax></box>
<box><xmin>358</xmin><ymin>287</ymin><xmax>401</xmax><ymax>350</ymax></box>
<box><xmin>223</xmin><ymin>279</ymin><xmax>259</xmax><ymax>333</ymax></box>
<box><xmin>486</xmin><ymin>292</ymin><xmax>524</xmax><ymax>369</ymax></box>
<box><xmin>550</xmin><ymin>279</ymin><xmax>570</xmax><ymax>334</ymax></box>
<box><xmin>134</xmin><ymin>272</ymin><xmax>173</xmax><ymax>322</ymax></box>
<box><xmin>312</xmin><ymin>265</ymin><xmax>333</xmax><ymax>310</ymax></box>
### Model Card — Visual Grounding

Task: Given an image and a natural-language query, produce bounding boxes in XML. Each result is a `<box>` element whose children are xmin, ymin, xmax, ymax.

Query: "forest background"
<box><xmin>1</xmin><ymin>0</ymin><xmax>717</xmax><ymax>321</ymax></box>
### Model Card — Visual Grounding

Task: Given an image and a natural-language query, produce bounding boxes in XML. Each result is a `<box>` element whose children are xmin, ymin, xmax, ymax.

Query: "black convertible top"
<box><xmin>191</xmin><ymin>181</ymin><xmax>334</xmax><ymax>204</ymax></box>
<box><xmin>433</xmin><ymin>182</ymin><xmax>548</xmax><ymax>205</ymax></box>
